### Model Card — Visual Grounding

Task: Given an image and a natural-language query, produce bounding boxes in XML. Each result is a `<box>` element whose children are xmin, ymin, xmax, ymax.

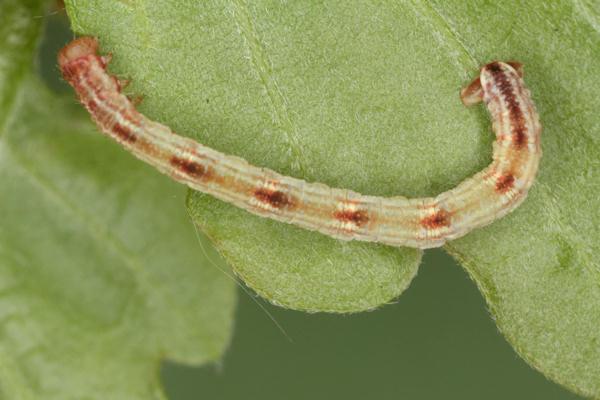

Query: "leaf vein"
<box><xmin>228</xmin><ymin>0</ymin><xmax>310</xmax><ymax>175</ymax></box>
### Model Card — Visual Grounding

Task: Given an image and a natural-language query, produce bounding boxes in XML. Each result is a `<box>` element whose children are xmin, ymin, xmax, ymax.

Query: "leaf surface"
<box><xmin>65</xmin><ymin>0</ymin><xmax>600</xmax><ymax>396</ymax></box>
<box><xmin>433</xmin><ymin>2</ymin><xmax>600</xmax><ymax>397</ymax></box>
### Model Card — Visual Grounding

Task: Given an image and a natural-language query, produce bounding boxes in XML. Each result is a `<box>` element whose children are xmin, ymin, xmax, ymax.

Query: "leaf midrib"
<box><xmin>229</xmin><ymin>0</ymin><xmax>310</xmax><ymax>176</ymax></box>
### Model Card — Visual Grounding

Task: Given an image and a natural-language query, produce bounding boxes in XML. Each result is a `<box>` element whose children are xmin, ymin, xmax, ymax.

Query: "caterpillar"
<box><xmin>58</xmin><ymin>36</ymin><xmax>541</xmax><ymax>249</ymax></box>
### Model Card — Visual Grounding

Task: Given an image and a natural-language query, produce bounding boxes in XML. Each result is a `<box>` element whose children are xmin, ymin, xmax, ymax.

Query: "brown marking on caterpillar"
<box><xmin>254</xmin><ymin>187</ymin><xmax>289</xmax><ymax>210</ymax></box>
<box><xmin>170</xmin><ymin>156</ymin><xmax>206</xmax><ymax>179</ymax></box>
<box><xmin>485</xmin><ymin>62</ymin><xmax>529</xmax><ymax>149</ymax></box>
<box><xmin>513</xmin><ymin>128</ymin><xmax>528</xmax><ymax>148</ymax></box>
<box><xmin>86</xmin><ymin>99</ymin><xmax>99</xmax><ymax>114</ymax></box>
<box><xmin>112</xmin><ymin>122</ymin><xmax>137</xmax><ymax>143</ymax></box>
<box><xmin>495</xmin><ymin>173</ymin><xmax>516</xmax><ymax>194</ymax></box>
<box><xmin>334</xmin><ymin>208</ymin><xmax>370</xmax><ymax>228</ymax></box>
<box><xmin>59</xmin><ymin>37</ymin><xmax>542</xmax><ymax>249</ymax></box>
<box><xmin>420</xmin><ymin>209</ymin><xmax>451</xmax><ymax>230</ymax></box>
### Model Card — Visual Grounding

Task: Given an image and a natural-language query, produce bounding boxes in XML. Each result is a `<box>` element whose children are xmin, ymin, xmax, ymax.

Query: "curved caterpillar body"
<box><xmin>58</xmin><ymin>37</ymin><xmax>541</xmax><ymax>249</ymax></box>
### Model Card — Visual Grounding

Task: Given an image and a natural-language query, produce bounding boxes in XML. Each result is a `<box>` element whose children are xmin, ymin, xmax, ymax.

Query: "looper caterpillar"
<box><xmin>58</xmin><ymin>37</ymin><xmax>541</xmax><ymax>249</ymax></box>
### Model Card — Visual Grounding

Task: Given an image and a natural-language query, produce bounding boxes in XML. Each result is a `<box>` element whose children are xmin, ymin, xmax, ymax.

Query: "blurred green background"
<box><xmin>162</xmin><ymin>248</ymin><xmax>583</xmax><ymax>400</ymax></box>
<box><xmin>40</xmin><ymin>10</ymin><xmax>584</xmax><ymax>400</ymax></box>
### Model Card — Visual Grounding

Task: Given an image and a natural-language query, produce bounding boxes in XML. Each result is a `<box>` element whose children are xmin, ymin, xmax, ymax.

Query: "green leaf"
<box><xmin>64</xmin><ymin>0</ymin><xmax>599</xmax><ymax>397</ymax></box>
<box><xmin>434</xmin><ymin>2</ymin><xmax>600</xmax><ymax>398</ymax></box>
<box><xmin>0</xmin><ymin>3</ymin><xmax>236</xmax><ymax>399</ymax></box>
<box><xmin>0</xmin><ymin>0</ymin><xmax>45</xmax><ymax>130</ymax></box>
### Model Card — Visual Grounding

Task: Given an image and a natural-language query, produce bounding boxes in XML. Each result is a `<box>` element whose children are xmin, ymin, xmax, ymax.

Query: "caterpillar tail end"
<box><xmin>461</xmin><ymin>61</ymin><xmax>524</xmax><ymax>107</ymax></box>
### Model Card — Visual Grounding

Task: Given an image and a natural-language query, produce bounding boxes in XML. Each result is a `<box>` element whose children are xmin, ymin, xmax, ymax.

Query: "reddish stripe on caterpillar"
<box><xmin>58</xmin><ymin>37</ymin><xmax>542</xmax><ymax>249</ymax></box>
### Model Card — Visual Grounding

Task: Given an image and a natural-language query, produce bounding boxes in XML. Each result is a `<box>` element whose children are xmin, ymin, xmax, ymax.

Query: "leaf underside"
<box><xmin>64</xmin><ymin>0</ymin><xmax>600</xmax><ymax>398</ymax></box>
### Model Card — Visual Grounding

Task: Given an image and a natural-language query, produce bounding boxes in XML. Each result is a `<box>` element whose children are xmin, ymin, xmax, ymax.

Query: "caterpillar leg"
<box><xmin>118</xmin><ymin>78</ymin><xmax>131</xmax><ymax>90</ymax></box>
<box><xmin>461</xmin><ymin>76</ymin><xmax>484</xmax><ymax>106</ymax></box>
<box><xmin>101</xmin><ymin>53</ymin><xmax>113</xmax><ymax>66</ymax></box>
<box><xmin>132</xmin><ymin>95</ymin><xmax>145</xmax><ymax>107</ymax></box>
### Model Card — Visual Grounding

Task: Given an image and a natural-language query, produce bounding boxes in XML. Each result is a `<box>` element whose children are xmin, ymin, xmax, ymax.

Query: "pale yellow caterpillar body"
<box><xmin>59</xmin><ymin>37</ymin><xmax>541</xmax><ymax>249</ymax></box>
